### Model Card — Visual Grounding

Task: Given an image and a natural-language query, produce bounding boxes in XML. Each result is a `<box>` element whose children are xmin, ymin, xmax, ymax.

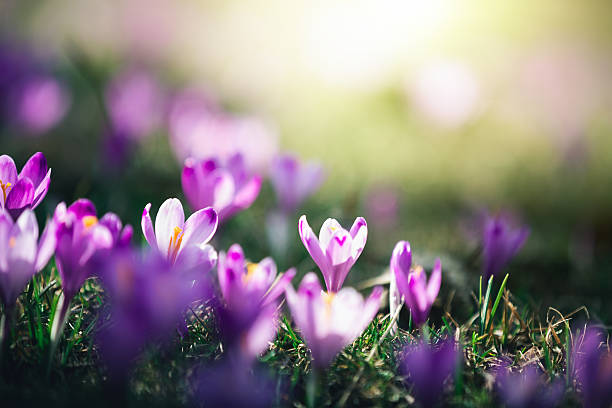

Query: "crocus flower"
<box><xmin>97</xmin><ymin>248</ymin><xmax>211</xmax><ymax>380</ymax></box>
<box><xmin>482</xmin><ymin>213</ymin><xmax>529</xmax><ymax>282</ymax></box>
<box><xmin>54</xmin><ymin>199</ymin><xmax>132</xmax><ymax>302</ymax></box>
<box><xmin>494</xmin><ymin>364</ymin><xmax>564</xmax><ymax>408</ymax></box>
<box><xmin>141</xmin><ymin>198</ymin><xmax>218</xmax><ymax>273</ymax></box>
<box><xmin>15</xmin><ymin>75</ymin><xmax>70</xmax><ymax>134</ymax></box>
<box><xmin>0</xmin><ymin>152</ymin><xmax>51</xmax><ymax>219</ymax></box>
<box><xmin>269</xmin><ymin>153</ymin><xmax>325</xmax><ymax>214</ymax></box>
<box><xmin>285</xmin><ymin>272</ymin><xmax>382</xmax><ymax>369</ymax></box>
<box><xmin>572</xmin><ymin>326</ymin><xmax>612</xmax><ymax>408</ymax></box>
<box><xmin>298</xmin><ymin>215</ymin><xmax>367</xmax><ymax>292</ymax></box>
<box><xmin>0</xmin><ymin>209</ymin><xmax>56</xmax><ymax>309</ymax></box>
<box><xmin>192</xmin><ymin>358</ymin><xmax>274</xmax><ymax>408</ymax></box>
<box><xmin>390</xmin><ymin>241</ymin><xmax>441</xmax><ymax>327</ymax></box>
<box><xmin>400</xmin><ymin>339</ymin><xmax>460</xmax><ymax>407</ymax></box>
<box><xmin>216</xmin><ymin>244</ymin><xmax>295</xmax><ymax>359</ymax></box>
<box><xmin>105</xmin><ymin>67</ymin><xmax>163</xmax><ymax>141</ymax></box>
<box><xmin>181</xmin><ymin>153</ymin><xmax>262</xmax><ymax>222</ymax></box>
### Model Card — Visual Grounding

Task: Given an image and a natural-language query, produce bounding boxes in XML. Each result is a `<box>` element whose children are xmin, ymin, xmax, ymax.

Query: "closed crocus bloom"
<box><xmin>285</xmin><ymin>272</ymin><xmax>382</xmax><ymax>369</ymax></box>
<box><xmin>54</xmin><ymin>199</ymin><xmax>132</xmax><ymax>302</ymax></box>
<box><xmin>0</xmin><ymin>209</ymin><xmax>56</xmax><ymax>309</ymax></box>
<box><xmin>217</xmin><ymin>244</ymin><xmax>295</xmax><ymax>358</ymax></box>
<box><xmin>141</xmin><ymin>198</ymin><xmax>218</xmax><ymax>273</ymax></box>
<box><xmin>0</xmin><ymin>152</ymin><xmax>51</xmax><ymax>219</ymax></box>
<box><xmin>482</xmin><ymin>213</ymin><xmax>529</xmax><ymax>282</ymax></box>
<box><xmin>269</xmin><ymin>153</ymin><xmax>325</xmax><ymax>214</ymax></box>
<box><xmin>391</xmin><ymin>241</ymin><xmax>441</xmax><ymax>327</ymax></box>
<box><xmin>181</xmin><ymin>153</ymin><xmax>262</xmax><ymax>222</ymax></box>
<box><xmin>572</xmin><ymin>326</ymin><xmax>612</xmax><ymax>408</ymax></box>
<box><xmin>298</xmin><ymin>215</ymin><xmax>367</xmax><ymax>293</ymax></box>
<box><xmin>400</xmin><ymin>339</ymin><xmax>460</xmax><ymax>408</ymax></box>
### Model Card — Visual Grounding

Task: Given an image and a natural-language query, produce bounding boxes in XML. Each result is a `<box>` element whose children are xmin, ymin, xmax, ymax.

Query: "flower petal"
<box><xmin>318</xmin><ymin>218</ymin><xmax>343</xmax><ymax>249</ymax></box>
<box><xmin>181</xmin><ymin>206</ymin><xmax>218</xmax><ymax>249</ymax></box>
<box><xmin>0</xmin><ymin>211</ymin><xmax>13</xmax><ymax>271</ymax></box>
<box><xmin>426</xmin><ymin>259</ymin><xmax>442</xmax><ymax>304</ymax></box>
<box><xmin>391</xmin><ymin>241</ymin><xmax>411</xmax><ymax>298</ymax></box>
<box><xmin>30</xmin><ymin>168</ymin><xmax>51</xmax><ymax>209</ymax></box>
<box><xmin>298</xmin><ymin>215</ymin><xmax>331</xmax><ymax>282</ymax></box>
<box><xmin>5</xmin><ymin>178</ymin><xmax>35</xmax><ymax>217</ymax></box>
<box><xmin>141</xmin><ymin>203</ymin><xmax>157</xmax><ymax>249</ymax></box>
<box><xmin>0</xmin><ymin>155</ymin><xmax>18</xmax><ymax>186</ymax></box>
<box><xmin>67</xmin><ymin>199</ymin><xmax>96</xmax><ymax>219</ymax></box>
<box><xmin>19</xmin><ymin>152</ymin><xmax>48</xmax><ymax>187</ymax></box>
<box><xmin>263</xmin><ymin>267</ymin><xmax>296</xmax><ymax>306</ymax></box>
<box><xmin>35</xmin><ymin>218</ymin><xmax>57</xmax><ymax>272</ymax></box>
<box><xmin>325</xmin><ymin>228</ymin><xmax>352</xmax><ymax>266</ymax></box>
<box><xmin>349</xmin><ymin>217</ymin><xmax>368</xmax><ymax>259</ymax></box>
<box><xmin>154</xmin><ymin>198</ymin><xmax>185</xmax><ymax>255</ymax></box>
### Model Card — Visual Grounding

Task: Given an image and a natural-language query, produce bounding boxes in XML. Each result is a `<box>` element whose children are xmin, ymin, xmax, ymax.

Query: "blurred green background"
<box><xmin>1</xmin><ymin>0</ymin><xmax>612</xmax><ymax>322</ymax></box>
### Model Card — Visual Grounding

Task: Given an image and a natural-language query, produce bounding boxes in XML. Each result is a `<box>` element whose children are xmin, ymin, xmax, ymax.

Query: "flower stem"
<box><xmin>0</xmin><ymin>305</ymin><xmax>15</xmax><ymax>375</ymax></box>
<box><xmin>47</xmin><ymin>292</ymin><xmax>71</xmax><ymax>377</ymax></box>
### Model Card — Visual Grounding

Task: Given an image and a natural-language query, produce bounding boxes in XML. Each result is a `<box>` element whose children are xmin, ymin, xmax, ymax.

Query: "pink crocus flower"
<box><xmin>181</xmin><ymin>153</ymin><xmax>262</xmax><ymax>223</ymax></box>
<box><xmin>390</xmin><ymin>241</ymin><xmax>441</xmax><ymax>327</ymax></box>
<box><xmin>0</xmin><ymin>152</ymin><xmax>51</xmax><ymax>220</ymax></box>
<box><xmin>141</xmin><ymin>198</ymin><xmax>218</xmax><ymax>273</ymax></box>
<box><xmin>285</xmin><ymin>272</ymin><xmax>382</xmax><ymax>369</ymax></box>
<box><xmin>0</xmin><ymin>209</ymin><xmax>56</xmax><ymax>309</ymax></box>
<box><xmin>298</xmin><ymin>215</ymin><xmax>367</xmax><ymax>292</ymax></box>
<box><xmin>216</xmin><ymin>244</ymin><xmax>295</xmax><ymax>359</ymax></box>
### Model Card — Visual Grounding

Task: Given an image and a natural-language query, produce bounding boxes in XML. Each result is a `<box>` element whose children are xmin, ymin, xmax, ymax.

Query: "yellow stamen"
<box><xmin>167</xmin><ymin>226</ymin><xmax>183</xmax><ymax>264</ymax></box>
<box><xmin>0</xmin><ymin>181</ymin><xmax>11</xmax><ymax>203</ymax></box>
<box><xmin>244</xmin><ymin>262</ymin><xmax>259</xmax><ymax>283</ymax></box>
<box><xmin>82</xmin><ymin>215</ymin><xmax>98</xmax><ymax>228</ymax></box>
<box><xmin>9</xmin><ymin>237</ymin><xmax>16</xmax><ymax>248</ymax></box>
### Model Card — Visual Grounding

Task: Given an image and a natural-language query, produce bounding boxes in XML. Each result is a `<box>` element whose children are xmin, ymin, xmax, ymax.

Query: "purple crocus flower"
<box><xmin>285</xmin><ymin>272</ymin><xmax>382</xmax><ymax>369</ymax></box>
<box><xmin>0</xmin><ymin>209</ymin><xmax>56</xmax><ymax>309</ymax></box>
<box><xmin>269</xmin><ymin>153</ymin><xmax>325</xmax><ymax>214</ymax></box>
<box><xmin>181</xmin><ymin>153</ymin><xmax>262</xmax><ymax>222</ymax></box>
<box><xmin>105</xmin><ymin>67</ymin><xmax>163</xmax><ymax>141</ymax></box>
<box><xmin>192</xmin><ymin>358</ymin><xmax>274</xmax><ymax>408</ymax></box>
<box><xmin>482</xmin><ymin>213</ymin><xmax>529</xmax><ymax>282</ymax></box>
<box><xmin>390</xmin><ymin>241</ymin><xmax>441</xmax><ymax>327</ymax></box>
<box><xmin>53</xmin><ymin>199</ymin><xmax>132</xmax><ymax>302</ymax></box>
<box><xmin>0</xmin><ymin>152</ymin><xmax>51</xmax><ymax>220</ymax></box>
<box><xmin>494</xmin><ymin>364</ymin><xmax>564</xmax><ymax>408</ymax></box>
<box><xmin>400</xmin><ymin>339</ymin><xmax>460</xmax><ymax>407</ymax></box>
<box><xmin>572</xmin><ymin>326</ymin><xmax>612</xmax><ymax>408</ymax></box>
<box><xmin>298</xmin><ymin>215</ymin><xmax>367</xmax><ymax>293</ymax></box>
<box><xmin>15</xmin><ymin>75</ymin><xmax>70</xmax><ymax>135</ymax></box>
<box><xmin>97</xmin><ymin>248</ymin><xmax>210</xmax><ymax>380</ymax></box>
<box><xmin>216</xmin><ymin>244</ymin><xmax>295</xmax><ymax>359</ymax></box>
<box><xmin>141</xmin><ymin>198</ymin><xmax>218</xmax><ymax>273</ymax></box>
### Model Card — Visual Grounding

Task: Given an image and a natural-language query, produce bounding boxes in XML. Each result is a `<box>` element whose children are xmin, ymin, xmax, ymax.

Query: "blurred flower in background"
<box><xmin>571</xmin><ymin>326</ymin><xmax>612</xmax><ymax>408</ymax></box>
<box><xmin>493</xmin><ymin>364</ymin><xmax>564</xmax><ymax>408</ymax></box>
<box><xmin>481</xmin><ymin>211</ymin><xmax>529</xmax><ymax>282</ymax></box>
<box><xmin>407</xmin><ymin>60</ymin><xmax>482</xmax><ymax>128</ymax></box>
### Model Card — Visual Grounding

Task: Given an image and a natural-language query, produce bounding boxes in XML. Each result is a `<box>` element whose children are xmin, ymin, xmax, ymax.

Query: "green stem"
<box><xmin>306</xmin><ymin>368</ymin><xmax>319</xmax><ymax>408</ymax></box>
<box><xmin>47</xmin><ymin>292</ymin><xmax>71</xmax><ymax>376</ymax></box>
<box><xmin>0</xmin><ymin>305</ymin><xmax>15</xmax><ymax>375</ymax></box>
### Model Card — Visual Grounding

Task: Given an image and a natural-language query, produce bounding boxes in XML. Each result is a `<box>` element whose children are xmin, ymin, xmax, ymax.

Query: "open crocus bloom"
<box><xmin>181</xmin><ymin>153</ymin><xmax>262</xmax><ymax>222</ymax></box>
<box><xmin>0</xmin><ymin>209</ymin><xmax>55</xmax><ymax>308</ymax></box>
<box><xmin>285</xmin><ymin>272</ymin><xmax>382</xmax><ymax>369</ymax></box>
<box><xmin>217</xmin><ymin>244</ymin><xmax>295</xmax><ymax>358</ymax></box>
<box><xmin>482</xmin><ymin>213</ymin><xmax>529</xmax><ymax>282</ymax></box>
<box><xmin>269</xmin><ymin>153</ymin><xmax>325</xmax><ymax>214</ymax></box>
<box><xmin>298</xmin><ymin>215</ymin><xmax>367</xmax><ymax>292</ymax></box>
<box><xmin>391</xmin><ymin>241</ymin><xmax>441</xmax><ymax>327</ymax></box>
<box><xmin>141</xmin><ymin>198</ymin><xmax>218</xmax><ymax>273</ymax></box>
<box><xmin>54</xmin><ymin>199</ymin><xmax>132</xmax><ymax>302</ymax></box>
<box><xmin>0</xmin><ymin>152</ymin><xmax>51</xmax><ymax>219</ymax></box>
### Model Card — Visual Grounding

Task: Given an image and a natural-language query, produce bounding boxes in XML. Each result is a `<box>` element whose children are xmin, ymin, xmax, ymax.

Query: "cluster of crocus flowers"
<box><xmin>298</xmin><ymin>215</ymin><xmax>367</xmax><ymax>292</ymax></box>
<box><xmin>285</xmin><ymin>273</ymin><xmax>382</xmax><ymax>369</ymax></box>
<box><xmin>571</xmin><ymin>326</ymin><xmax>612</xmax><ymax>408</ymax></box>
<box><xmin>216</xmin><ymin>244</ymin><xmax>295</xmax><ymax>359</ymax></box>
<box><xmin>481</xmin><ymin>212</ymin><xmax>529</xmax><ymax>282</ymax></box>
<box><xmin>269</xmin><ymin>153</ymin><xmax>325</xmax><ymax>214</ymax></box>
<box><xmin>399</xmin><ymin>339</ymin><xmax>460</xmax><ymax>407</ymax></box>
<box><xmin>182</xmin><ymin>153</ymin><xmax>261</xmax><ymax>223</ymax></box>
<box><xmin>96</xmin><ymin>248</ymin><xmax>210</xmax><ymax>380</ymax></box>
<box><xmin>0</xmin><ymin>152</ymin><xmax>51</xmax><ymax>219</ymax></box>
<box><xmin>141</xmin><ymin>198</ymin><xmax>218</xmax><ymax>274</ymax></box>
<box><xmin>390</xmin><ymin>241</ymin><xmax>441</xmax><ymax>327</ymax></box>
